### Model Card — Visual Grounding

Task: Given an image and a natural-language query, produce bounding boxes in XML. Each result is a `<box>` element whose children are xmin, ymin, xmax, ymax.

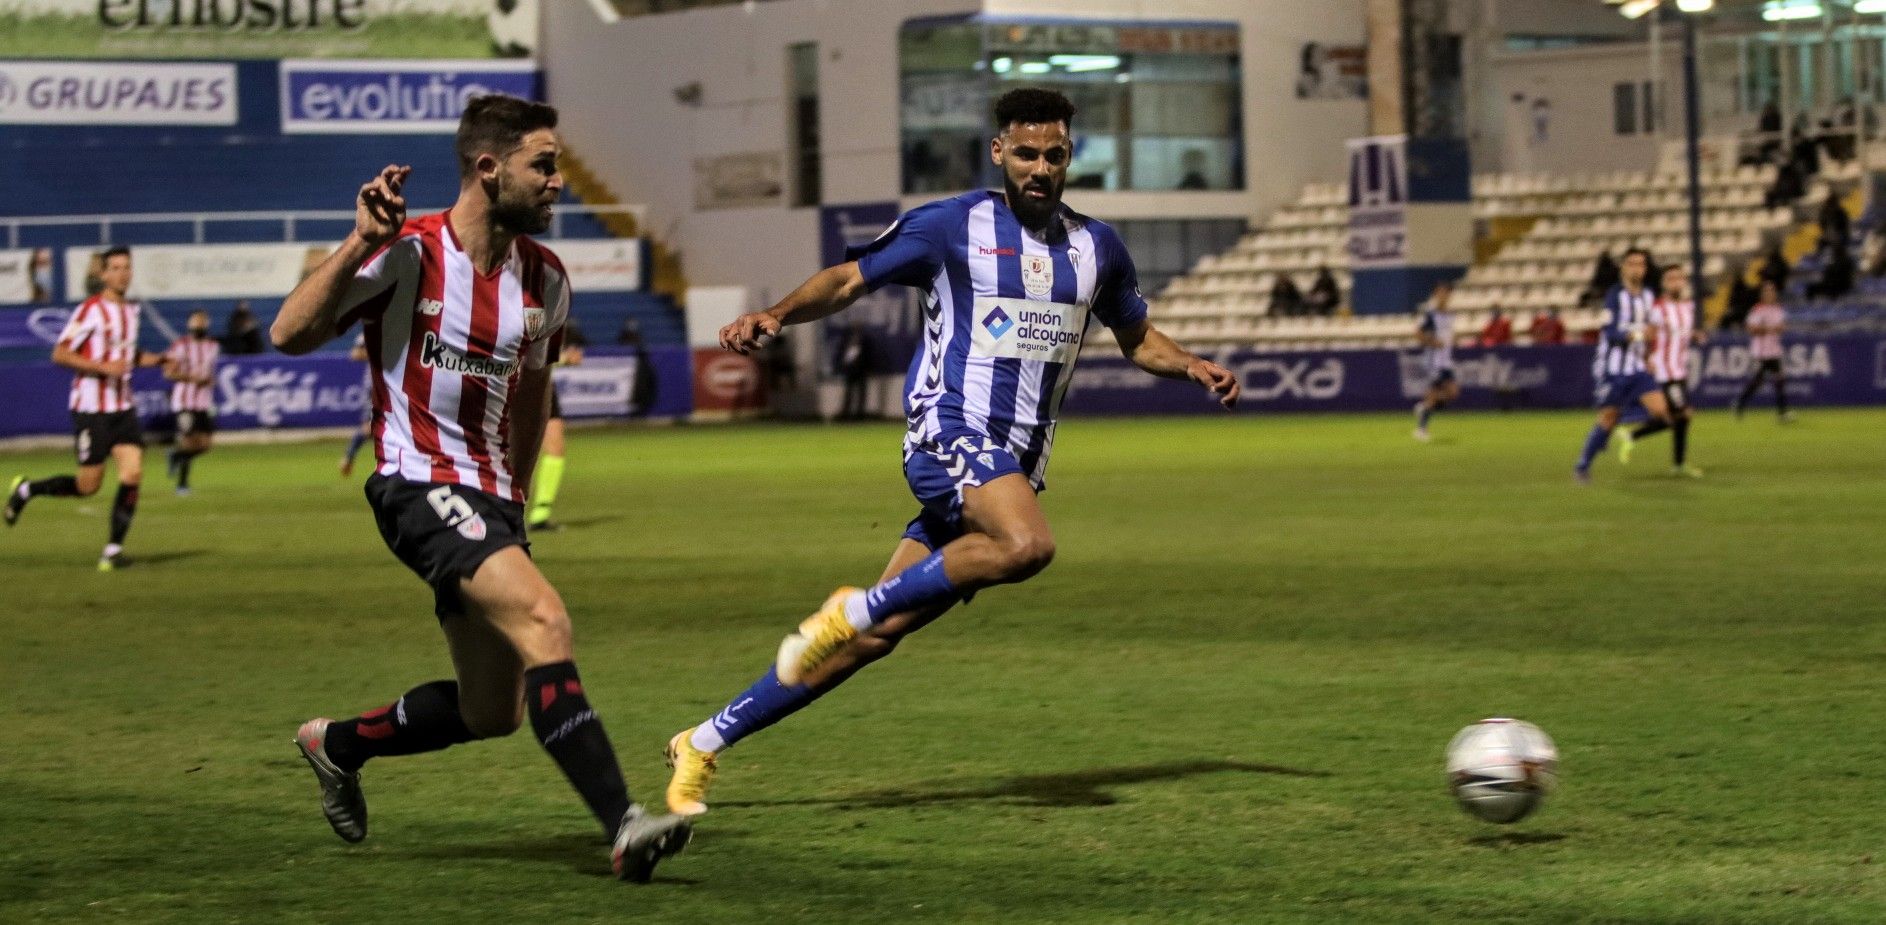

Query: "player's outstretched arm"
<box><xmin>1114</xmin><ymin>319</ymin><xmax>1240</xmax><ymax>409</ymax></box>
<box><xmin>50</xmin><ymin>342</ymin><xmax>128</xmax><ymax>378</ymax></box>
<box><xmin>720</xmin><ymin>261</ymin><xmax>869</xmax><ymax>354</ymax></box>
<box><xmin>508</xmin><ymin>364</ymin><xmax>554</xmax><ymax>494</ymax></box>
<box><xmin>273</xmin><ymin>165</ymin><xmax>410</xmax><ymax>356</ymax></box>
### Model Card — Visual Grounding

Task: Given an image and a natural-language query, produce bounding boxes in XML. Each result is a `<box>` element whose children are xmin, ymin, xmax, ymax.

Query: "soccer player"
<box><xmin>269</xmin><ymin>95</ymin><xmax>691</xmax><ymax>882</ymax></box>
<box><xmin>1616</xmin><ymin>264</ymin><xmax>1704</xmax><ymax>477</ymax></box>
<box><xmin>1733</xmin><ymin>281</ymin><xmax>1792</xmax><ymax>421</ymax></box>
<box><xmin>527</xmin><ymin>324</ymin><xmax>584</xmax><ymax>531</ymax></box>
<box><xmin>1573</xmin><ymin>247</ymin><xmax>1672</xmax><ymax>484</ymax></box>
<box><xmin>5</xmin><ymin>246</ymin><xmax>166</xmax><ymax>570</ymax></box>
<box><xmin>1412</xmin><ymin>281</ymin><xmax>1458</xmax><ymax>442</ymax></box>
<box><xmin>662</xmin><ymin>88</ymin><xmax>1241</xmax><ymax>820</ymax></box>
<box><xmin>339</xmin><ymin>334</ymin><xmax>372</xmax><ymax>476</ymax></box>
<box><xmin>163</xmin><ymin>309</ymin><xmax>220</xmax><ymax>495</ymax></box>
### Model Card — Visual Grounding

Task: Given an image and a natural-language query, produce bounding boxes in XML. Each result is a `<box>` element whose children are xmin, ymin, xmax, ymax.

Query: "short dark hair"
<box><xmin>100</xmin><ymin>245</ymin><xmax>131</xmax><ymax>263</ymax></box>
<box><xmin>1621</xmin><ymin>247</ymin><xmax>1653</xmax><ymax>264</ymax></box>
<box><xmin>456</xmin><ymin>94</ymin><xmax>559</xmax><ymax>177</ymax></box>
<box><xmin>994</xmin><ymin>88</ymin><xmax>1076</xmax><ymax>132</ymax></box>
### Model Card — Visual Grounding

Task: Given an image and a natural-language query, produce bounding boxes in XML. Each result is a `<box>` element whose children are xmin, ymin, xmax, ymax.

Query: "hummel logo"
<box><xmin>982</xmin><ymin>306</ymin><xmax>1014</xmax><ymax>339</ymax></box>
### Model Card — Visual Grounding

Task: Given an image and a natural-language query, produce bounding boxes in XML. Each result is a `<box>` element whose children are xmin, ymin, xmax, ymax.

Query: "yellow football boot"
<box><xmin>775</xmin><ymin>586</ymin><xmax>862</xmax><ymax>687</ymax></box>
<box><xmin>664</xmin><ymin>727</ymin><xmax>719</xmax><ymax>817</ymax></box>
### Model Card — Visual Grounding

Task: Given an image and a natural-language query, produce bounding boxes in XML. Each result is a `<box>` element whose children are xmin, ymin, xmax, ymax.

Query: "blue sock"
<box><xmin>859</xmin><ymin>549</ymin><xmax>957</xmax><ymax>624</ymax></box>
<box><xmin>1417</xmin><ymin>404</ymin><xmax>1433</xmax><ymax>429</ymax></box>
<box><xmin>344</xmin><ymin>432</ymin><xmax>369</xmax><ymax>463</ymax></box>
<box><xmin>693</xmin><ymin>667</ymin><xmax>818</xmax><ymax>752</ymax></box>
<box><xmin>1575</xmin><ymin>425</ymin><xmax>1611</xmax><ymax>471</ymax></box>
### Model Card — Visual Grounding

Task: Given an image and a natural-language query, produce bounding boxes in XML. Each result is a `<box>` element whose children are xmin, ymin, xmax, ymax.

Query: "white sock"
<box><xmin>843</xmin><ymin>589</ymin><xmax>872</xmax><ymax>632</ymax></box>
<box><xmin>690</xmin><ymin>724</ymin><xmax>726</xmax><ymax>753</ymax></box>
<box><xmin>102</xmin><ymin>543</ymin><xmax>123</xmax><ymax>558</ymax></box>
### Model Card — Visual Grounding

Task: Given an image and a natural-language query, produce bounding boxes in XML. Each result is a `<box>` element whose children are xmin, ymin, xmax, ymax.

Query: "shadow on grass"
<box><xmin>132</xmin><ymin>549</ymin><xmax>208</xmax><ymax>566</ymax></box>
<box><xmin>718</xmin><ymin>759</ymin><xmax>1329</xmax><ymax>811</ymax></box>
<box><xmin>1467</xmin><ymin>831</ymin><xmax>1567</xmax><ymax>848</ymax></box>
<box><xmin>393</xmin><ymin>833</ymin><xmax>702</xmax><ymax>885</ymax></box>
<box><xmin>540</xmin><ymin>515</ymin><xmax>625</xmax><ymax>531</ymax></box>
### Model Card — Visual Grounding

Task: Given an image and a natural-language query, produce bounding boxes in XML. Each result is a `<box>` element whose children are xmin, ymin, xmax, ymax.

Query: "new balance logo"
<box><xmin>420</xmin><ymin>331</ymin><xmax>518</xmax><ymax>379</ymax></box>
<box><xmin>982</xmin><ymin>306</ymin><xmax>1014</xmax><ymax>340</ymax></box>
<box><xmin>418</xmin><ymin>298</ymin><xmax>445</xmax><ymax>316</ymax></box>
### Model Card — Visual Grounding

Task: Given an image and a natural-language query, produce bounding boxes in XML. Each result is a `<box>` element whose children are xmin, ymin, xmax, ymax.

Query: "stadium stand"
<box><xmin>1112</xmin><ymin>157</ymin><xmax>1872</xmax><ymax>355</ymax></box>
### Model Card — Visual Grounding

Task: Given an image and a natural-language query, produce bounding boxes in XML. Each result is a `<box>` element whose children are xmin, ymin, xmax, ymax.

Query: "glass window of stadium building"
<box><xmin>898</xmin><ymin>17</ymin><xmax>1244</xmax><ymax>195</ymax></box>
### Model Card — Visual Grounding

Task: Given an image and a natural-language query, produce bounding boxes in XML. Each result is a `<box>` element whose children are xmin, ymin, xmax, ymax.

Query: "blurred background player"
<box><xmin>1412</xmin><ymin>281</ymin><xmax>1459</xmax><ymax>442</ymax></box>
<box><xmin>339</xmin><ymin>333</ymin><xmax>372</xmax><ymax>477</ymax></box>
<box><xmin>527</xmin><ymin>321</ymin><xmax>584</xmax><ymax>531</ymax></box>
<box><xmin>1616</xmin><ymin>265</ymin><xmax>1704</xmax><ymax>478</ymax></box>
<box><xmin>1734</xmin><ymin>281</ymin><xmax>1793</xmax><ymax>422</ymax></box>
<box><xmin>5</xmin><ymin>247</ymin><xmax>165</xmax><ymax>570</ymax></box>
<box><xmin>270</xmin><ymin>96</ymin><xmax>690</xmax><ymax>882</ymax></box>
<box><xmin>663</xmin><ymin>88</ymin><xmax>1241</xmax><ymax>823</ymax></box>
<box><xmin>164</xmin><ymin>310</ymin><xmax>220</xmax><ymax>496</ymax></box>
<box><xmin>1573</xmin><ymin>248</ymin><xmax>1671</xmax><ymax>484</ymax></box>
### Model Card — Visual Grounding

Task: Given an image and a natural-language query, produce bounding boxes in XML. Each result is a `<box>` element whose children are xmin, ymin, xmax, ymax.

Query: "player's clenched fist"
<box><xmin>719</xmin><ymin>312</ymin><xmax>781</xmax><ymax>355</ymax></box>
<box><xmin>356</xmin><ymin>164</ymin><xmax>412</xmax><ymax>248</ymax></box>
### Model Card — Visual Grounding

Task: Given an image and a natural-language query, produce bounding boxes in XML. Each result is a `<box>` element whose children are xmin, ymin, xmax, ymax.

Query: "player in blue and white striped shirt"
<box><xmin>1573</xmin><ymin>247</ymin><xmax>1673</xmax><ymax>483</ymax></box>
<box><xmin>662</xmin><ymin>89</ymin><xmax>1241</xmax><ymax>818</ymax></box>
<box><xmin>1412</xmin><ymin>281</ymin><xmax>1459</xmax><ymax>442</ymax></box>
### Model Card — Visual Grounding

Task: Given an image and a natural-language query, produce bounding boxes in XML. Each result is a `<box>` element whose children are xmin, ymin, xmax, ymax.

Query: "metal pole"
<box><xmin>1651</xmin><ymin>10</ymin><xmax>1664</xmax><ymax>139</ymax></box>
<box><xmin>1685</xmin><ymin>14</ymin><xmax>1707</xmax><ymax>313</ymax></box>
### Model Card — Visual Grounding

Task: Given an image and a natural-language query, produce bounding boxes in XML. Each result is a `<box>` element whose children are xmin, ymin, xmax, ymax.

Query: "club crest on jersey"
<box><xmin>456</xmin><ymin>513</ymin><xmax>488</xmax><ymax>541</ymax></box>
<box><xmin>523</xmin><ymin>307</ymin><xmax>546</xmax><ymax>338</ymax></box>
<box><xmin>1022</xmin><ymin>255</ymin><xmax>1053</xmax><ymax>296</ymax></box>
<box><xmin>418</xmin><ymin>298</ymin><xmax>445</xmax><ymax>317</ymax></box>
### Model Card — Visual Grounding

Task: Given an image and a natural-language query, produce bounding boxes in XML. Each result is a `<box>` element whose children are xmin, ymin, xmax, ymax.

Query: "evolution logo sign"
<box><xmin>280</xmin><ymin>59</ymin><xmax>540</xmax><ymax>133</ymax></box>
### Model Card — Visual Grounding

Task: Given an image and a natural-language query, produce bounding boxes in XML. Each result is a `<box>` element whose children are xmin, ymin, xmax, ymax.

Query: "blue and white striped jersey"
<box><xmin>848</xmin><ymin>190</ymin><xmax>1149</xmax><ymax>487</ymax></box>
<box><xmin>1594</xmin><ymin>283</ymin><xmax>1654</xmax><ymax>378</ymax></box>
<box><xmin>1417</xmin><ymin>308</ymin><xmax>1454</xmax><ymax>373</ymax></box>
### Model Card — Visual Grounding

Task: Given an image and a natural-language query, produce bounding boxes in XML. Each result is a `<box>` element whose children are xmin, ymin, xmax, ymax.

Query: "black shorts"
<box><xmin>72</xmin><ymin>410</ymin><xmax>143</xmax><ymax>466</ymax></box>
<box><xmin>175</xmin><ymin>409</ymin><xmax>216</xmax><ymax>437</ymax></box>
<box><xmin>548</xmin><ymin>387</ymin><xmax>563</xmax><ymax>420</ymax></box>
<box><xmin>1756</xmin><ymin>358</ymin><xmax>1784</xmax><ymax>376</ymax></box>
<box><xmin>364</xmin><ymin>473</ymin><xmax>529</xmax><ymax>619</ymax></box>
<box><xmin>1659</xmin><ymin>380</ymin><xmax>1690</xmax><ymax>412</ymax></box>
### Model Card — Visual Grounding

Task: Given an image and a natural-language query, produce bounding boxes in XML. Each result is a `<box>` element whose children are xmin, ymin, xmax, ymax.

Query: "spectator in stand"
<box><xmin>1758</xmin><ymin>100</ymin><xmax>1783</xmax><ymax>135</ymax></box>
<box><xmin>1478</xmin><ymin>307</ymin><xmax>1513</xmax><ymax>347</ymax></box>
<box><xmin>1585</xmin><ymin>251</ymin><xmax>1620</xmax><ymax>306</ymax></box>
<box><xmin>1528</xmin><ymin>307</ymin><xmax>1567</xmax><ymax>345</ymax></box>
<box><xmin>1808</xmin><ymin>246</ymin><xmax>1856</xmax><ymax>301</ymax></box>
<box><xmin>1757</xmin><ymin>244</ymin><xmax>1791</xmax><ymax>294</ymax></box>
<box><xmin>220</xmin><ymin>301</ymin><xmax>265</xmax><ymax>355</ymax></box>
<box><xmin>1818</xmin><ymin>194</ymin><xmax>1852</xmax><ymax>255</ymax></box>
<box><xmin>1724</xmin><ymin>269</ymin><xmax>1761</xmax><ymax>329</ymax></box>
<box><xmin>1305</xmin><ymin>266</ymin><xmax>1341</xmax><ymax>317</ymax></box>
<box><xmin>1269</xmin><ymin>273</ymin><xmax>1305</xmax><ymax>318</ymax></box>
<box><xmin>1765</xmin><ymin>155</ymin><xmax>1807</xmax><ymax>208</ymax></box>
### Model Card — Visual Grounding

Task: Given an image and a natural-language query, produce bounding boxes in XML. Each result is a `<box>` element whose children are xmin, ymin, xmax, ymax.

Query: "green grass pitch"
<box><xmin>3</xmin><ymin>409</ymin><xmax>1882</xmax><ymax>923</ymax></box>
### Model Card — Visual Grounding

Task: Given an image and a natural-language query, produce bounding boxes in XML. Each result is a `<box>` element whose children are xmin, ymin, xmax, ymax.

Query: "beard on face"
<box><xmin>1003</xmin><ymin>170</ymin><xmax>1063</xmax><ymax>229</ymax></box>
<box><xmin>490</xmin><ymin>173</ymin><xmax>553</xmax><ymax>235</ymax></box>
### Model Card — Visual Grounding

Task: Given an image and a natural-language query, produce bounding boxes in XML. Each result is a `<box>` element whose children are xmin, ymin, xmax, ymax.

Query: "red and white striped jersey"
<box><xmin>56</xmin><ymin>296</ymin><xmax>141</xmax><ymax>414</ymax></box>
<box><xmin>165</xmin><ymin>336</ymin><xmax>220</xmax><ymax>412</ymax></box>
<box><xmin>1647</xmin><ymin>298</ymin><xmax>1696</xmax><ymax>383</ymax></box>
<box><xmin>338</xmin><ymin>211</ymin><xmax>570</xmax><ymax>503</ymax></box>
<box><xmin>1746</xmin><ymin>303</ymin><xmax>1785</xmax><ymax>359</ymax></box>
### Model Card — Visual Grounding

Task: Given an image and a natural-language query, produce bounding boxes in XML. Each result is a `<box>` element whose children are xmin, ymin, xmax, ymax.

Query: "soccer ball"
<box><xmin>488</xmin><ymin>0</ymin><xmax>538</xmax><ymax>58</ymax></box>
<box><xmin>1445</xmin><ymin>718</ymin><xmax>1558</xmax><ymax>824</ymax></box>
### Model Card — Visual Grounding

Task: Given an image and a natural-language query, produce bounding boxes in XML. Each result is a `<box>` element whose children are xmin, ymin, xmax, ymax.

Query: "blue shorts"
<box><xmin>900</xmin><ymin>433</ymin><xmax>1028</xmax><ymax>551</ymax></box>
<box><xmin>1596</xmin><ymin>372</ymin><xmax>1659</xmax><ymax>410</ymax></box>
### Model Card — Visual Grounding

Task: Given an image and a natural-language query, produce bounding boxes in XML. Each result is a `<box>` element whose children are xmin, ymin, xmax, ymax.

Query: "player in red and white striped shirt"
<box><xmin>1618</xmin><ymin>264</ymin><xmax>1705</xmax><ymax>477</ymax></box>
<box><xmin>1734</xmin><ymin>281</ymin><xmax>1792</xmax><ymax>420</ymax></box>
<box><xmin>162</xmin><ymin>310</ymin><xmax>220</xmax><ymax>496</ymax></box>
<box><xmin>5</xmin><ymin>246</ymin><xmax>166</xmax><ymax>570</ymax></box>
<box><xmin>269</xmin><ymin>95</ymin><xmax>690</xmax><ymax>881</ymax></box>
